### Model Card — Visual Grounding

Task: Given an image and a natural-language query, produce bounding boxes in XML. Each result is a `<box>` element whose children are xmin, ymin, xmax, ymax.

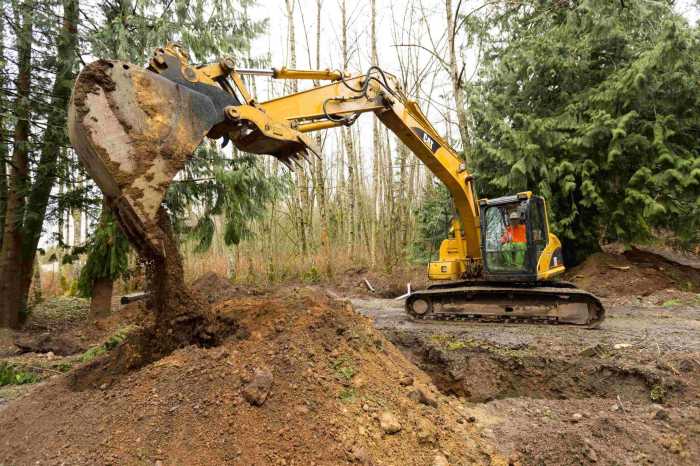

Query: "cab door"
<box><xmin>481</xmin><ymin>199</ymin><xmax>534</xmax><ymax>280</ymax></box>
<box><xmin>526</xmin><ymin>196</ymin><xmax>549</xmax><ymax>272</ymax></box>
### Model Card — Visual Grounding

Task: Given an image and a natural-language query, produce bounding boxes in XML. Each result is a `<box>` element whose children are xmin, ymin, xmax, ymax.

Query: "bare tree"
<box><xmin>340</xmin><ymin>0</ymin><xmax>358</xmax><ymax>254</ymax></box>
<box><xmin>445</xmin><ymin>0</ymin><xmax>471</xmax><ymax>156</ymax></box>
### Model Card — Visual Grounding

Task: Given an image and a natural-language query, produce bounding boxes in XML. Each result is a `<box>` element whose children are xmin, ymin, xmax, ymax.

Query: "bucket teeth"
<box><xmin>298</xmin><ymin>134</ymin><xmax>321</xmax><ymax>160</ymax></box>
<box><xmin>279</xmin><ymin>158</ymin><xmax>295</xmax><ymax>170</ymax></box>
<box><xmin>291</xmin><ymin>155</ymin><xmax>305</xmax><ymax>171</ymax></box>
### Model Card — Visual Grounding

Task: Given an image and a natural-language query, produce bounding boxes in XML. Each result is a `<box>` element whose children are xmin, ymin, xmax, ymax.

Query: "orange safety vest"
<box><xmin>502</xmin><ymin>224</ymin><xmax>527</xmax><ymax>243</ymax></box>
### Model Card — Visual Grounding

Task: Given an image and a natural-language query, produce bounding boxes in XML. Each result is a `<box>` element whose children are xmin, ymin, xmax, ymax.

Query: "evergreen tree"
<box><xmin>0</xmin><ymin>0</ymin><xmax>80</xmax><ymax>328</ymax></box>
<box><xmin>470</xmin><ymin>0</ymin><xmax>700</xmax><ymax>263</ymax></box>
<box><xmin>410</xmin><ymin>183</ymin><xmax>453</xmax><ymax>263</ymax></box>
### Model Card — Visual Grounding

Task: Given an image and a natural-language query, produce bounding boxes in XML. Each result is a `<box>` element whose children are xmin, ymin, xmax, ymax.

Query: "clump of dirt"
<box><xmin>331</xmin><ymin>266</ymin><xmax>428</xmax><ymax>298</ymax></box>
<box><xmin>70</xmin><ymin>59</ymin><xmax>117</xmax><ymax>113</ymax></box>
<box><xmin>566</xmin><ymin>249</ymin><xmax>700</xmax><ymax>298</ymax></box>
<box><xmin>0</xmin><ymin>287</ymin><xmax>503</xmax><ymax>465</ymax></box>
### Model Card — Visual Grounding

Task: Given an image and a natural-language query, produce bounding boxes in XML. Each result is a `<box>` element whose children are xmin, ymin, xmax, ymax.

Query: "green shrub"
<box><xmin>0</xmin><ymin>363</ymin><xmax>38</xmax><ymax>386</ymax></box>
<box><xmin>650</xmin><ymin>384</ymin><xmax>666</xmax><ymax>403</ymax></box>
<box><xmin>338</xmin><ymin>387</ymin><xmax>357</xmax><ymax>403</ymax></box>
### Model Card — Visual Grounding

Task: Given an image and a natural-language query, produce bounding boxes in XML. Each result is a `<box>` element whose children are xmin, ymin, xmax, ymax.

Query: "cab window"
<box><xmin>483</xmin><ymin>202</ymin><xmax>529</xmax><ymax>272</ymax></box>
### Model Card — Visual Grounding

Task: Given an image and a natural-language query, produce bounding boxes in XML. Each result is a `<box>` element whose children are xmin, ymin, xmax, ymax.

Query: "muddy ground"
<box><xmin>347</xmin><ymin>247</ymin><xmax>700</xmax><ymax>464</ymax></box>
<box><xmin>352</xmin><ymin>292</ymin><xmax>700</xmax><ymax>465</ymax></box>
<box><xmin>1</xmin><ymin>248</ymin><xmax>699</xmax><ymax>465</ymax></box>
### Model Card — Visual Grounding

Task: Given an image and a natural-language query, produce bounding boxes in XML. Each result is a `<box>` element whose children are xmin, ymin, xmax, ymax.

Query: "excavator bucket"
<box><xmin>69</xmin><ymin>57</ymin><xmax>321</xmax><ymax>257</ymax></box>
<box><xmin>68</xmin><ymin>60</ymin><xmax>220</xmax><ymax>256</ymax></box>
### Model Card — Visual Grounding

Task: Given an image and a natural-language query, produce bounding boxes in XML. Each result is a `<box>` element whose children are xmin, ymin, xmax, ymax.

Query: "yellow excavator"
<box><xmin>67</xmin><ymin>44</ymin><xmax>604</xmax><ymax>327</ymax></box>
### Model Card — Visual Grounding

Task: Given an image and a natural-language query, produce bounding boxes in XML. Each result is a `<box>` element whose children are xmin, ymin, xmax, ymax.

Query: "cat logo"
<box><xmin>411</xmin><ymin>127</ymin><xmax>440</xmax><ymax>153</ymax></box>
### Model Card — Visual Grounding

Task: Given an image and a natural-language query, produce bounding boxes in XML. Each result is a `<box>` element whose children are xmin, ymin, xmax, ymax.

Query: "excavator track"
<box><xmin>405</xmin><ymin>281</ymin><xmax>605</xmax><ymax>328</ymax></box>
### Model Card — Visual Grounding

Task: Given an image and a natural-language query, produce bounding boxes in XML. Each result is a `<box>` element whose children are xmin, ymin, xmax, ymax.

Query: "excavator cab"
<box><xmin>479</xmin><ymin>192</ymin><xmax>565</xmax><ymax>282</ymax></box>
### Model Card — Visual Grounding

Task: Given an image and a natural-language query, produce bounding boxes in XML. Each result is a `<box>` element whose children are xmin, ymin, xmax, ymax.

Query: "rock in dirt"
<box><xmin>432</xmin><ymin>453</ymin><xmax>450</xmax><ymax>466</ymax></box>
<box><xmin>14</xmin><ymin>333</ymin><xmax>82</xmax><ymax>356</ymax></box>
<box><xmin>408</xmin><ymin>383</ymin><xmax>438</xmax><ymax>407</ymax></box>
<box><xmin>399</xmin><ymin>375</ymin><xmax>414</xmax><ymax>386</ymax></box>
<box><xmin>654</xmin><ymin>408</ymin><xmax>670</xmax><ymax>421</ymax></box>
<box><xmin>571</xmin><ymin>413</ymin><xmax>584</xmax><ymax>423</ymax></box>
<box><xmin>347</xmin><ymin>444</ymin><xmax>370</xmax><ymax>464</ymax></box>
<box><xmin>378</xmin><ymin>411</ymin><xmax>402</xmax><ymax>434</ymax></box>
<box><xmin>242</xmin><ymin>368</ymin><xmax>274</xmax><ymax>406</ymax></box>
<box><xmin>416</xmin><ymin>418</ymin><xmax>437</xmax><ymax>445</ymax></box>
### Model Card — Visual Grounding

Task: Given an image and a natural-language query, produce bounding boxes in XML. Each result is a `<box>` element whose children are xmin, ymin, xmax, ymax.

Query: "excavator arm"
<box><xmin>68</xmin><ymin>44</ymin><xmax>480</xmax><ymax>266</ymax></box>
<box><xmin>255</xmin><ymin>61</ymin><xmax>482</xmax><ymax>275</ymax></box>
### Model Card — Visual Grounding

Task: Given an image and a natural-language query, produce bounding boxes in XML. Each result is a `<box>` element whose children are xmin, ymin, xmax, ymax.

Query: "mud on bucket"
<box><xmin>67</xmin><ymin>59</ymin><xmax>219</xmax><ymax>256</ymax></box>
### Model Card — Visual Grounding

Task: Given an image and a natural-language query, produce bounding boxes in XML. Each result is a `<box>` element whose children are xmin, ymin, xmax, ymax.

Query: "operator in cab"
<box><xmin>500</xmin><ymin>210</ymin><xmax>527</xmax><ymax>268</ymax></box>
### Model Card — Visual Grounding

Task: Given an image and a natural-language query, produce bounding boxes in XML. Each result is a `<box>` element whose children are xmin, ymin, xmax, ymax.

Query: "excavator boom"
<box><xmin>68</xmin><ymin>44</ymin><xmax>604</xmax><ymax>327</ymax></box>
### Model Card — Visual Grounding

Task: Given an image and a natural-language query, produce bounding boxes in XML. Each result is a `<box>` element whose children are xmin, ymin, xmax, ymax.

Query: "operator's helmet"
<box><xmin>509</xmin><ymin>211</ymin><xmax>521</xmax><ymax>223</ymax></box>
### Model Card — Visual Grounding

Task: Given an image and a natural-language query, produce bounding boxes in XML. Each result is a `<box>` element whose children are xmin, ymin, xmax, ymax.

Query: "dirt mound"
<box><xmin>566</xmin><ymin>249</ymin><xmax>700</xmax><ymax>298</ymax></box>
<box><xmin>0</xmin><ymin>287</ymin><xmax>503</xmax><ymax>465</ymax></box>
<box><xmin>191</xmin><ymin>272</ymin><xmax>261</xmax><ymax>304</ymax></box>
<box><xmin>331</xmin><ymin>266</ymin><xmax>428</xmax><ymax>298</ymax></box>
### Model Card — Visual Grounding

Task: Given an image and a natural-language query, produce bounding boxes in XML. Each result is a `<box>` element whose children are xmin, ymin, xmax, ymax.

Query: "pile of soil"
<box><xmin>0</xmin><ymin>287</ymin><xmax>503</xmax><ymax>465</ymax></box>
<box><xmin>190</xmin><ymin>272</ymin><xmax>262</xmax><ymax>304</ymax></box>
<box><xmin>566</xmin><ymin>249</ymin><xmax>700</xmax><ymax>299</ymax></box>
<box><xmin>331</xmin><ymin>266</ymin><xmax>428</xmax><ymax>299</ymax></box>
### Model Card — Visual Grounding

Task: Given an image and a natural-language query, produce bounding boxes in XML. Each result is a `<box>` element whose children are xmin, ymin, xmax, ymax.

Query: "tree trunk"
<box><xmin>285</xmin><ymin>0</ymin><xmax>311</xmax><ymax>256</ymax></box>
<box><xmin>0</xmin><ymin>0</ymin><xmax>79</xmax><ymax>329</ymax></box>
<box><xmin>87</xmin><ymin>200</ymin><xmax>115</xmax><ymax>319</ymax></box>
<box><xmin>71</xmin><ymin>183</ymin><xmax>82</xmax><ymax>246</ymax></box>
<box><xmin>0</xmin><ymin>10</ymin><xmax>7</xmax><ymax>252</ymax></box>
<box><xmin>311</xmin><ymin>0</ymin><xmax>332</xmax><ymax>275</ymax></box>
<box><xmin>89</xmin><ymin>277</ymin><xmax>113</xmax><ymax>320</ymax></box>
<box><xmin>340</xmin><ymin>0</ymin><xmax>357</xmax><ymax>254</ymax></box>
<box><xmin>370</xmin><ymin>0</ymin><xmax>381</xmax><ymax>267</ymax></box>
<box><xmin>0</xmin><ymin>0</ymin><xmax>34</xmax><ymax>329</ymax></box>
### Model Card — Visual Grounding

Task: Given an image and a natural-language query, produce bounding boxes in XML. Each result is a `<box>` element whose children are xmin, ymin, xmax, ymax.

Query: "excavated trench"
<box><xmin>386</xmin><ymin>330</ymin><xmax>682</xmax><ymax>404</ymax></box>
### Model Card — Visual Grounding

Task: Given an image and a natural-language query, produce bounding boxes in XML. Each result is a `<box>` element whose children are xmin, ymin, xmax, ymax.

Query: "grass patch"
<box><xmin>331</xmin><ymin>355</ymin><xmax>356</xmax><ymax>382</ymax></box>
<box><xmin>662</xmin><ymin>299</ymin><xmax>682</xmax><ymax>308</ymax></box>
<box><xmin>302</xmin><ymin>266</ymin><xmax>321</xmax><ymax>284</ymax></box>
<box><xmin>338</xmin><ymin>387</ymin><xmax>357</xmax><ymax>403</ymax></box>
<box><xmin>0</xmin><ymin>362</ymin><xmax>38</xmax><ymax>386</ymax></box>
<box><xmin>29</xmin><ymin>297</ymin><xmax>89</xmax><ymax>324</ymax></box>
<box><xmin>650</xmin><ymin>384</ymin><xmax>667</xmax><ymax>403</ymax></box>
<box><xmin>447</xmin><ymin>341</ymin><xmax>467</xmax><ymax>351</ymax></box>
<box><xmin>429</xmin><ymin>334</ymin><xmax>452</xmax><ymax>345</ymax></box>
